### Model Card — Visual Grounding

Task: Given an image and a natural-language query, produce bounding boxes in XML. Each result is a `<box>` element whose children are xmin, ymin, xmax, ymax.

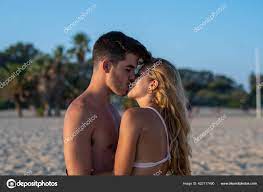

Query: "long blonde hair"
<box><xmin>144</xmin><ymin>58</ymin><xmax>192</xmax><ymax>175</ymax></box>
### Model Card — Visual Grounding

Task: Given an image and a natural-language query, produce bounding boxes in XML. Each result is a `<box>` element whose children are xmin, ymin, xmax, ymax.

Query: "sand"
<box><xmin>0</xmin><ymin>109</ymin><xmax>262</xmax><ymax>175</ymax></box>
<box><xmin>190</xmin><ymin>115</ymin><xmax>263</xmax><ymax>175</ymax></box>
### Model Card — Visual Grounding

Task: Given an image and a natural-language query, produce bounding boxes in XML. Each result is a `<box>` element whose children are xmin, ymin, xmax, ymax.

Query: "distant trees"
<box><xmin>0</xmin><ymin>43</ymin><xmax>39</xmax><ymax>117</ymax></box>
<box><xmin>179</xmin><ymin>69</ymin><xmax>248</xmax><ymax>108</ymax></box>
<box><xmin>246</xmin><ymin>73</ymin><xmax>263</xmax><ymax>108</ymax></box>
<box><xmin>0</xmin><ymin>32</ymin><xmax>261</xmax><ymax>117</ymax></box>
<box><xmin>0</xmin><ymin>33</ymin><xmax>93</xmax><ymax>117</ymax></box>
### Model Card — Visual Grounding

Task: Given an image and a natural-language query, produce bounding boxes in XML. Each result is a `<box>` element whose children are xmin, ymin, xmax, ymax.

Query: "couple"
<box><xmin>63</xmin><ymin>31</ymin><xmax>191</xmax><ymax>176</ymax></box>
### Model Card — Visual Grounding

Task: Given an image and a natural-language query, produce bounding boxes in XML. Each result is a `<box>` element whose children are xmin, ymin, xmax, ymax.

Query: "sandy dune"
<box><xmin>0</xmin><ymin>109</ymin><xmax>262</xmax><ymax>175</ymax></box>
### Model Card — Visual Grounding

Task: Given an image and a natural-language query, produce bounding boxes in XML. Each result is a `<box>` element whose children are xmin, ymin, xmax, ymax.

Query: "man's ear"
<box><xmin>102</xmin><ymin>59</ymin><xmax>112</xmax><ymax>73</ymax></box>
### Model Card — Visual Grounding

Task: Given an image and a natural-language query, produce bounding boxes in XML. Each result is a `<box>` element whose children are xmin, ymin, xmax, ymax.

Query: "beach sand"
<box><xmin>0</xmin><ymin>109</ymin><xmax>262</xmax><ymax>175</ymax></box>
<box><xmin>190</xmin><ymin>115</ymin><xmax>263</xmax><ymax>175</ymax></box>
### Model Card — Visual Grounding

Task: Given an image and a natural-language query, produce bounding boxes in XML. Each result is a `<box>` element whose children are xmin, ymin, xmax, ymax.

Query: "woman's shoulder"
<box><xmin>121</xmin><ymin>107</ymin><xmax>149</xmax><ymax>124</ymax></box>
<box><xmin>122</xmin><ymin>107</ymin><xmax>150</xmax><ymax>118</ymax></box>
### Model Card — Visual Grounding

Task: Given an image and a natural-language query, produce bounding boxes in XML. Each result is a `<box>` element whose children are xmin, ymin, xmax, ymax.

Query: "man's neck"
<box><xmin>85</xmin><ymin>76</ymin><xmax>111</xmax><ymax>106</ymax></box>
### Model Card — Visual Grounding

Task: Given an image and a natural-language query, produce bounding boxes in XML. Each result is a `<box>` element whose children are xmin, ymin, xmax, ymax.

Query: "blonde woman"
<box><xmin>114</xmin><ymin>58</ymin><xmax>192</xmax><ymax>175</ymax></box>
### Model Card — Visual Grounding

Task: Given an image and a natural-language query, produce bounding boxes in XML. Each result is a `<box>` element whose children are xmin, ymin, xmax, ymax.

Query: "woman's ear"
<box><xmin>150</xmin><ymin>80</ymin><xmax>159</xmax><ymax>91</ymax></box>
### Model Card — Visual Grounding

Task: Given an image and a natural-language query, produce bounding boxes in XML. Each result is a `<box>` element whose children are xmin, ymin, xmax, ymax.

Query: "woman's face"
<box><xmin>127</xmin><ymin>65</ymin><xmax>152</xmax><ymax>99</ymax></box>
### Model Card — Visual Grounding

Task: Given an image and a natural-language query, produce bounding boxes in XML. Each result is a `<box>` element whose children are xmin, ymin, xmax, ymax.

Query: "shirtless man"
<box><xmin>63</xmin><ymin>31</ymin><xmax>151</xmax><ymax>175</ymax></box>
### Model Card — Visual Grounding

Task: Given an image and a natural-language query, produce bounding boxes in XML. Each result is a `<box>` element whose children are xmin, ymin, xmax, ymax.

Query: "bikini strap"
<box><xmin>145</xmin><ymin>106</ymin><xmax>171</xmax><ymax>159</ymax></box>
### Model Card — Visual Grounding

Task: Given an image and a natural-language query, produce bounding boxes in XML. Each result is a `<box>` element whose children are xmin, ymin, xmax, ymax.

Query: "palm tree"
<box><xmin>0</xmin><ymin>62</ymin><xmax>30</xmax><ymax>117</ymax></box>
<box><xmin>26</xmin><ymin>54</ymin><xmax>52</xmax><ymax>116</ymax></box>
<box><xmin>68</xmin><ymin>33</ymin><xmax>91</xmax><ymax>65</ymax></box>
<box><xmin>0</xmin><ymin>43</ymin><xmax>39</xmax><ymax>117</ymax></box>
<box><xmin>44</xmin><ymin>45</ymin><xmax>67</xmax><ymax>116</ymax></box>
<box><xmin>67</xmin><ymin>33</ymin><xmax>92</xmax><ymax>92</ymax></box>
<box><xmin>4</xmin><ymin>42</ymin><xmax>39</xmax><ymax>64</ymax></box>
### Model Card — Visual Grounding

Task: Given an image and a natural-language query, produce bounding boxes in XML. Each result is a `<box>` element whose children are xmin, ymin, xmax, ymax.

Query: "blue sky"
<box><xmin>1</xmin><ymin>0</ymin><xmax>263</xmax><ymax>91</ymax></box>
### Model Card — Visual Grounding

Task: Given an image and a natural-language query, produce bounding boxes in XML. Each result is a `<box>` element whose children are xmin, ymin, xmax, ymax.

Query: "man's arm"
<box><xmin>114</xmin><ymin>109</ymin><xmax>141</xmax><ymax>175</ymax></box>
<box><xmin>63</xmin><ymin>104</ymin><xmax>94</xmax><ymax>175</ymax></box>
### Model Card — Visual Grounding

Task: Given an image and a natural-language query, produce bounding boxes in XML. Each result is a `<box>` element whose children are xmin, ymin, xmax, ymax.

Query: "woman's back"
<box><xmin>115</xmin><ymin>58</ymin><xmax>191</xmax><ymax>176</ymax></box>
<box><xmin>131</xmin><ymin>107</ymin><xmax>170</xmax><ymax>175</ymax></box>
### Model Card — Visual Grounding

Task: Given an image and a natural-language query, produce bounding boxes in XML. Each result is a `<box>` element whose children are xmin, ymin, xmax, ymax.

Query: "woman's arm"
<box><xmin>114</xmin><ymin>108</ymin><xmax>141</xmax><ymax>175</ymax></box>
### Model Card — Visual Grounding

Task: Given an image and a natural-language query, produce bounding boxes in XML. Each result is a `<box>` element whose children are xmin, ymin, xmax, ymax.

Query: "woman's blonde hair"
<box><xmin>143</xmin><ymin>58</ymin><xmax>192</xmax><ymax>175</ymax></box>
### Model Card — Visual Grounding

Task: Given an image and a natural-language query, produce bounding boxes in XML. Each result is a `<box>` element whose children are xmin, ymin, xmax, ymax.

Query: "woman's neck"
<box><xmin>136</xmin><ymin>97</ymin><xmax>159</xmax><ymax>109</ymax></box>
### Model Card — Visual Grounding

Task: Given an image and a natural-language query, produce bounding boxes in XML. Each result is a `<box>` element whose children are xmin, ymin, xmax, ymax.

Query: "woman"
<box><xmin>114</xmin><ymin>58</ymin><xmax>192</xmax><ymax>175</ymax></box>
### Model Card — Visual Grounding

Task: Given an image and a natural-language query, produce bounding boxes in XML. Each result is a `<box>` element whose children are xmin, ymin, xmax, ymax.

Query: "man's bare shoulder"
<box><xmin>65</xmin><ymin>93</ymin><xmax>96</xmax><ymax>118</ymax></box>
<box><xmin>66</xmin><ymin>98</ymin><xmax>87</xmax><ymax>116</ymax></box>
<box><xmin>64</xmin><ymin>95</ymin><xmax>97</xmax><ymax>137</ymax></box>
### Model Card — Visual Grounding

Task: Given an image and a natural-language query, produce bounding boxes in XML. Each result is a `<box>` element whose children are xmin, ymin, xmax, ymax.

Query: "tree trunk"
<box><xmin>14</xmin><ymin>93</ymin><xmax>23</xmax><ymax>117</ymax></box>
<box><xmin>15</xmin><ymin>101</ymin><xmax>22</xmax><ymax>117</ymax></box>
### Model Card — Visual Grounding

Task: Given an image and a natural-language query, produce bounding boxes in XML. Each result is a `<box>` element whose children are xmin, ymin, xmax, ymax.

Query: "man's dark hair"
<box><xmin>92</xmin><ymin>31</ymin><xmax>151</xmax><ymax>69</ymax></box>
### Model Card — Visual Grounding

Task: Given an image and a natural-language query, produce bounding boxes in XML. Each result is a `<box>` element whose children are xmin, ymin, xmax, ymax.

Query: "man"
<box><xmin>63</xmin><ymin>31</ymin><xmax>151</xmax><ymax>175</ymax></box>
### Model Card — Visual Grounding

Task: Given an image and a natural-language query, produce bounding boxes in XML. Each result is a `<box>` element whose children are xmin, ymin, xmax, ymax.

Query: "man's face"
<box><xmin>106</xmin><ymin>53</ymin><xmax>138</xmax><ymax>96</ymax></box>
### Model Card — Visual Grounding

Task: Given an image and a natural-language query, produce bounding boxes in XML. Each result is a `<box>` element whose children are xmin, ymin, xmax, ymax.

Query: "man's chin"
<box><xmin>113</xmin><ymin>86</ymin><xmax>131</xmax><ymax>96</ymax></box>
<box><xmin>114</xmin><ymin>92</ymin><xmax>126</xmax><ymax>97</ymax></box>
<box><xmin>123</xmin><ymin>87</ymin><xmax>130</xmax><ymax>96</ymax></box>
<box><xmin>114</xmin><ymin>89</ymin><xmax>128</xmax><ymax>97</ymax></box>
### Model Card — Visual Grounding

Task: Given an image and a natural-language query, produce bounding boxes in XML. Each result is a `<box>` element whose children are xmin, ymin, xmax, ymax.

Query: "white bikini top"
<box><xmin>133</xmin><ymin>106</ymin><xmax>171</xmax><ymax>168</ymax></box>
